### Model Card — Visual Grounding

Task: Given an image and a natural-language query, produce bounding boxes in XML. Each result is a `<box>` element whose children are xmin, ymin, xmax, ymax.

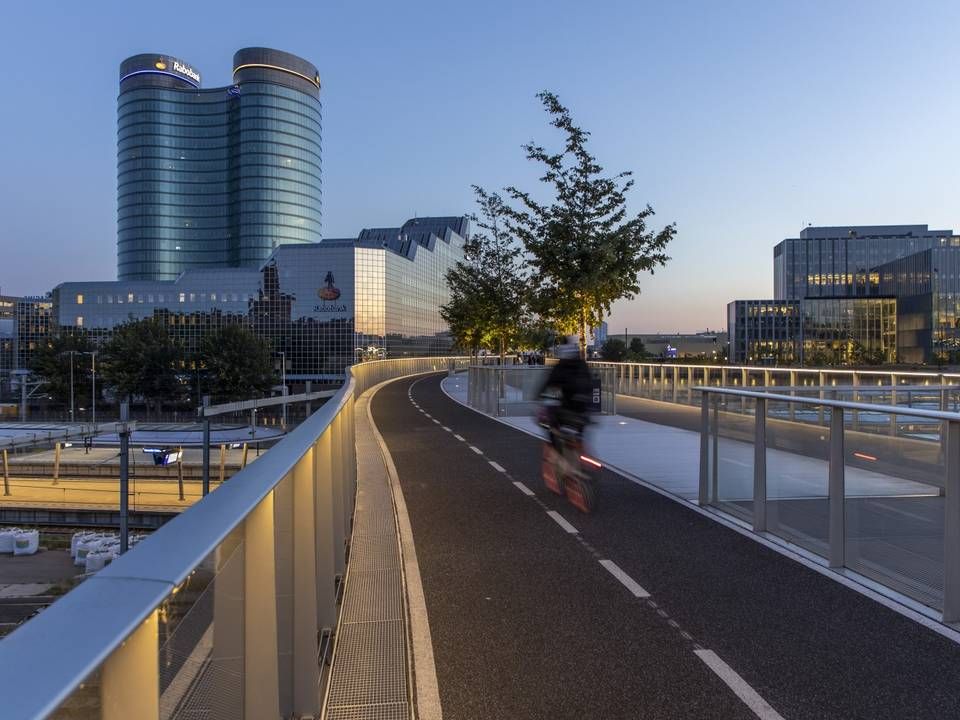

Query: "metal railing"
<box><xmin>591</xmin><ymin>361</ymin><xmax>960</xmax><ymax>403</ymax></box>
<box><xmin>468</xmin><ymin>364</ymin><xmax>617</xmax><ymax>416</ymax></box>
<box><xmin>0</xmin><ymin>356</ymin><xmax>468</xmax><ymax>720</ymax></box>
<box><xmin>697</xmin><ymin>386</ymin><xmax>960</xmax><ymax>623</ymax></box>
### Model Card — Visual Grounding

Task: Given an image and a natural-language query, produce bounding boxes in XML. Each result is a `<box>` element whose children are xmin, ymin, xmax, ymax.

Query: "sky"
<box><xmin>1</xmin><ymin>0</ymin><xmax>958</xmax><ymax>333</ymax></box>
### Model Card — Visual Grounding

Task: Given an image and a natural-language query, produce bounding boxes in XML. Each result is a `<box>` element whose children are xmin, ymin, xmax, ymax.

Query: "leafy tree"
<box><xmin>29</xmin><ymin>331</ymin><xmax>94</xmax><ymax>408</ymax></box>
<box><xmin>442</xmin><ymin>186</ymin><xmax>528</xmax><ymax>362</ymax></box>
<box><xmin>506</xmin><ymin>91</ymin><xmax>675</xmax><ymax>358</ymax></box>
<box><xmin>200</xmin><ymin>325</ymin><xmax>274</xmax><ymax>401</ymax></box>
<box><xmin>600</xmin><ymin>338</ymin><xmax>627</xmax><ymax>362</ymax></box>
<box><xmin>100</xmin><ymin>317</ymin><xmax>180</xmax><ymax>415</ymax></box>
<box><xmin>627</xmin><ymin>337</ymin><xmax>647</xmax><ymax>360</ymax></box>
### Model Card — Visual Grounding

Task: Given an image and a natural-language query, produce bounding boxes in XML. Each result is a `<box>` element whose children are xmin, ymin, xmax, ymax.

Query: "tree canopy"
<box><xmin>442</xmin><ymin>186</ymin><xmax>527</xmax><ymax>361</ymax></box>
<box><xmin>506</xmin><ymin>91</ymin><xmax>675</xmax><ymax>358</ymax></box>
<box><xmin>200</xmin><ymin>324</ymin><xmax>274</xmax><ymax>401</ymax></box>
<box><xmin>29</xmin><ymin>330</ymin><xmax>94</xmax><ymax>408</ymax></box>
<box><xmin>100</xmin><ymin>317</ymin><xmax>180</xmax><ymax>412</ymax></box>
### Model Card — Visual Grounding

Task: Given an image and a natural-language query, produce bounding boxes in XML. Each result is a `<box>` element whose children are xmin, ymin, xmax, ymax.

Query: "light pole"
<box><xmin>279</xmin><ymin>351</ymin><xmax>287</xmax><ymax>428</ymax></box>
<box><xmin>82</xmin><ymin>351</ymin><xmax>97</xmax><ymax>425</ymax></box>
<box><xmin>61</xmin><ymin>350</ymin><xmax>78</xmax><ymax>423</ymax></box>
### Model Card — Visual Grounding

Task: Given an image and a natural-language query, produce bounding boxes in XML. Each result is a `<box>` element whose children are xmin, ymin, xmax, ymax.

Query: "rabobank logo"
<box><xmin>154</xmin><ymin>59</ymin><xmax>167</xmax><ymax>70</ymax></box>
<box><xmin>172</xmin><ymin>60</ymin><xmax>201</xmax><ymax>84</ymax></box>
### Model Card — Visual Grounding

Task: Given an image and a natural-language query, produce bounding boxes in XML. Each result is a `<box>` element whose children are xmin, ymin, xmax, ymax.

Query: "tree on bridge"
<box><xmin>199</xmin><ymin>324</ymin><xmax>274</xmax><ymax>402</ymax></box>
<box><xmin>506</xmin><ymin>91</ymin><xmax>676</xmax><ymax>359</ymax></box>
<box><xmin>442</xmin><ymin>186</ymin><xmax>527</xmax><ymax>363</ymax></box>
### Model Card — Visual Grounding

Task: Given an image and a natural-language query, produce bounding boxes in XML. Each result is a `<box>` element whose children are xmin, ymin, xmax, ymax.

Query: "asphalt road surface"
<box><xmin>372</xmin><ymin>373</ymin><xmax>960</xmax><ymax>720</ymax></box>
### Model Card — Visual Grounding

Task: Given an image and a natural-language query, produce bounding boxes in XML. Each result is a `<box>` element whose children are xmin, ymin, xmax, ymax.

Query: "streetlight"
<box><xmin>82</xmin><ymin>351</ymin><xmax>97</xmax><ymax>425</ymax></box>
<box><xmin>61</xmin><ymin>350</ymin><xmax>78</xmax><ymax>423</ymax></box>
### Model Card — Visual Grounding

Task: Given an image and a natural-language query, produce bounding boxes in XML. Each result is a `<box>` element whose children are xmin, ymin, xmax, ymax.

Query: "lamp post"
<box><xmin>60</xmin><ymin>350</ymin><xmax>78</xmax><ymax>423</ymax></box>
<box><xmin>82</xmin><ymin>351</ymin><xmax>97</xmax><ymax>425</ymax></box>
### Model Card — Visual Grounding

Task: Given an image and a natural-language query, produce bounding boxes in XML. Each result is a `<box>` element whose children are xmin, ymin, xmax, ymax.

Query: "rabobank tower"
<box><xmin>117</xmin><ymin>48</ymin><xmax>322</xmax><ymax>281</ymax></box>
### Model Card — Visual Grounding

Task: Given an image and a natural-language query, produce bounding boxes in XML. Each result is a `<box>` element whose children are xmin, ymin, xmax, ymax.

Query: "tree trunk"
<box><xmin>499</xmin><ymin>335</ymin><xmax>505</xmax><ymax>366</ymax></box>
<box><xmin>578</xmin><ymin>307</ymin><xmax>588</xmax><ymax>360</ymax></box>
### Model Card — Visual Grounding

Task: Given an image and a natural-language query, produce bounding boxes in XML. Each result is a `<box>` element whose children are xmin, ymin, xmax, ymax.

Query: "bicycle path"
<box><xmin>371</xmin><ymin>374</ymin><xmax>960</xmax><ymax>719</ymax></box>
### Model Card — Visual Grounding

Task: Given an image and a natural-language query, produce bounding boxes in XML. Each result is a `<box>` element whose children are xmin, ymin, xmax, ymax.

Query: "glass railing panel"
<box><xmin>710</xmin><ymin>395</ymin><xmax>755</xmax><ymax>523</ymax></box>
<box><xmin>844</xmin><ymin>412</ymin><xmax>945</xmax><ymax>611</ymax></box>
<box><xmin>765</xmin><ymin>399</ymin><xmax>830</xmax><ymax>557</ymax></box>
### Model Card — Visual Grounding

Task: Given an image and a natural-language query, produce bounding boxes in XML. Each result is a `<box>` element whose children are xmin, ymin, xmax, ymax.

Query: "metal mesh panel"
<box><xmin>159</xmin><ymin>533</ymin><xmax>245</xmax><ymax>720</ymax></box>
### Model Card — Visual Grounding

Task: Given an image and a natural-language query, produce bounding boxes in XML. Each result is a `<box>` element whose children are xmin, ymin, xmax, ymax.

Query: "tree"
<box><xmin>442</xmin><ymin>186</ymin><xmax>528</xmax><ymax>362</ymax></box>
<box><xmin>627</xmin><ymin>337</ymin><xmax>647</xmax><ymax>360</ymax></box>
<box><xmin>29</xmin><ymin>331</ymin><xmax>94</xmax><ymax>407</ymax></box>
<box><xmin>100</xmin><ymin>317</ymin><xmax>180</xmax><ymax>414</ymax></box>
<box><xmin>600</xmin><ymin>338</ymin><xmax>627</xmax><ymax>362</ymax></box>
<box><xmin>200</xmin><ymin>325</ymin><xmax>274</xmax><ymax>401</ymax></box>
<box><xmin>507</xmin><ymin>91</ymin><xmax>675</xmax><ymax>358</ymax></box>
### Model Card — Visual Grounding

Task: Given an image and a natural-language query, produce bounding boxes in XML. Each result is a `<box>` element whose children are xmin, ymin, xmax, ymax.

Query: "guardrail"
<box><xmin>467</xmin><ymin>364</ymin><xmax>617</xmax><ymax>416</ymax></box>
<box><xmin>697</xmin><ymin>386</ymin><xmax>960</xmax><ymax>624</ymax></box>
<box><xmin>0</xmin><ymin>356</ymin><xmax>468</xmax><ymax>720</ymax></box>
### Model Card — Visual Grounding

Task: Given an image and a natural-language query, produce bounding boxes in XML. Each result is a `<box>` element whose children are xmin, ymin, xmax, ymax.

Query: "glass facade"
<box><xmin>52</xmin><ymin>217</ymin><xmax>469</xmax><ymax>381</ymax></box>
<box><xmin>117</xmin><ymin>49</ymin><xmax>322</xmax><ymax>281</ymax></box>
<box><xmin>774</xmin><ymin>225</ymin><xmax>953</xmax><ymax>300</ymax></box>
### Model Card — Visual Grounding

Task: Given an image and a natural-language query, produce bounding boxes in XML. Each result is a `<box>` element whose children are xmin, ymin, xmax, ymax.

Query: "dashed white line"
<box><xmin>442</xmin><ymin>426</ymin><xmax>452</xmax><ymax>432</ymax></box>
<box><xmin>454</xmin><ymin>435</ymin><xmax>465</xmax><ymax>442</ymax></box>
<box><xmin>431</xmin><ymin>419</ymin><xmax>440</xmax><ymax>424</ymax></box>
<box><xmin>488</xmin><ymin>461</ymin><xmax>505</xmax><ymax>472</ymax></box>
<box><xmin>513</xmin><ymin>481</ymin><xmax>535</xmax><ymax>496</ymax></box>
<box><xmin>424</xmin><ymin>413</ymin><xmax>432</xmax><ymax>418</ymax></box>
<box><xmin>546</xmin><ymin>510</ymin><xmax>578</xmax><ymax>534</ymax></box>
<box><xmin>694</xmin><ymin>649</ymin><xmax>785</xmax><ymax>720</ymax></box>
<box><xmin>469</xmin><ymin>445</ymin><xmax>483</xmax><ymax>455</ymax></box>
<box><xmin>599</xmin><ymin>559</ymin><xmax>650</xmax><ymax>598</ymax></box>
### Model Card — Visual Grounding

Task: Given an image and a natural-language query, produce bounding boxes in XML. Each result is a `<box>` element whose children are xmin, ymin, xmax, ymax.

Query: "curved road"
<box><xmin>372</xmin><ymin>374</ymin><xmax>960</xmax><ymax>720</ymax></box>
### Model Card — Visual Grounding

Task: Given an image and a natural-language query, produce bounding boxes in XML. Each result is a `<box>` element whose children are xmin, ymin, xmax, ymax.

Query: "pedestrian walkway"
<box><xmin>441</xmin><ymin>373</ymin><xmax>936</xmax><ymax>501</ymax></box>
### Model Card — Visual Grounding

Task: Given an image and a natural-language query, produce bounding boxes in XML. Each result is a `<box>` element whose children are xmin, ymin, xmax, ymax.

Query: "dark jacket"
<box><xmin>542</xmin><ymin>356</ymin><xmax>593</xmax><ymax>415</ymax></box>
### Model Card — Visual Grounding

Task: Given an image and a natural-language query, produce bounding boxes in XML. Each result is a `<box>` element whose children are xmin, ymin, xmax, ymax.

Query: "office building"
<box><xmin>730</xmin><ymin>225</ymin><xmax>959</xmax><ymax>365</ymax></box>
<box><xmin>118</xmin><ymin>48</ymin><xmax>322</xmax><ymax>281</ymax></box>
<box><xmin>53</xmin><ymin>216</ymin><xmax>469</xmax><ymax>381</ymax></box>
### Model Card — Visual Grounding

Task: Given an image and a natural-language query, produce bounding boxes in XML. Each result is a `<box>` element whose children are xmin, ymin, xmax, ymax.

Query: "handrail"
<box><xmin>696</xmin><ymin>386</ymin><xmax>960</xmax><ymax>422</ymax></box>
<box><xmin>589</xmin><ymin>360</ymin><xmax>960</xmax><ymax>380</ymax></box>
<box><xmin>0</xmin><ymin>356</ymin><xmax>468</xmax><ymax>720</ymax></box>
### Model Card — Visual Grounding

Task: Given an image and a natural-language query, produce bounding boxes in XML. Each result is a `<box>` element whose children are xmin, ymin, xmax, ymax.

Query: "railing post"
<box><xmin>829</xmin><ymin>407</ymin><xmax>845</xmax><ymax>568</ymax></box>
<box><xmin>672</xmin><ymin>366</ymin><xmax>678</xmax><ymax>403</ymax></box>
<box><xmin>753</xmin><ymin>397</ymin><xmax>767</xmax><ymax>532</ymax></box>
<box><xmin>293</xmin><ymin>450</ymin><xmax>321</xmax><ymax>715</ymax></box>
<box><xmin>202</xmin><ymin>416</ymin><xmax>211</xmax><ymax>496</ymax></box>
<box><xmin>274</xmin><ymin>472</ymin><xmax>295</xmax><ymax>716</ymax></box>
<box><xmin>699</xmin><ymin>391</ymin><xmax>709</xmax><ymax>505</ymax></box>
<box><xmin>851</xmin><ymin>372</ymin><xmax>861</xmax><ymax>431</ymax></box>
<box><xmin>789</xmin><ymin>370</ymin><xmax>797</xmax><ymax>422</ymax></box>
<box><xmin>101</xmin><ymin>609</ymin><xmax>159</xmax><ymax>720</ymax></box>
<box><xmin>889</xmin><ymin>373</ymin><xmax>898</xmax><ymax>437</ymax></box>
<box><xmin>945</xmin><ymin>420</ymin><xmax>960</xmax><ymax>623</ymax></box>
<box><xmin>711</xmin><ymin>399</ymin><xmax>719</xmax><ymax>503</ymax></box>
<box><xmin>314</xmin><ymin>427</ymin><xmax>338</xmax><ymax>631</ymax></box>
<box><xmin>2</xmin><ymin>448</ymin><xmax>8</xmax><ymax>496</ymax></box>
<box><xmin>244</xmin><ymin>492</ymin><xmax>280</xmax><ymax>719</ymax></box>
<box><xmin>818</xmin><ymin>371</ymin><xmax>826</xmax><ymax>426</ymax></box>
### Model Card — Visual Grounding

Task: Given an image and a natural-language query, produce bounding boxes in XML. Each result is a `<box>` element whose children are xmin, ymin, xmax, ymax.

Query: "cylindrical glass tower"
<box><xmin>117</xmin><ymin>49</ymin><xmax>322</xmax><ymax>281</ymax></box>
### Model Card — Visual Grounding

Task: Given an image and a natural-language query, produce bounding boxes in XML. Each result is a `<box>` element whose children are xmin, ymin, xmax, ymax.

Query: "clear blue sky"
<box><xmin>1</xmin><ymin>0</ymin><xmax>958</xmax><ymax>333</ymax></box>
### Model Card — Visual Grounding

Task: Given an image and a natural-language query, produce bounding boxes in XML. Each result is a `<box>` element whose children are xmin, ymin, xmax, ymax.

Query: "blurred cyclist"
<box><xmin>539</xmin><ymin>336</ymin><xmax>593</xmax><ymax>448</ymax></box>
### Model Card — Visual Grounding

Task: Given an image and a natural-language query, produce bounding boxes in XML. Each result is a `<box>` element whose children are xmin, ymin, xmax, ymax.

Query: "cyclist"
<box><xmin>539</xmin><ymin>336</ymin><xmax>592</xmax><ymax>443</ymax></box>
<box><xmin>538</xmin><ymin>336</ymin><xmax>601</xmax><ymax>511</ymax></box>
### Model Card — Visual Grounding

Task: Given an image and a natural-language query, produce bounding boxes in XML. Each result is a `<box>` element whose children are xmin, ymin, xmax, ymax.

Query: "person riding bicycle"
<box><xmin>539</xmin><ymin>336</ymin><xmax>593</xmax><ymax>446</ymax></box>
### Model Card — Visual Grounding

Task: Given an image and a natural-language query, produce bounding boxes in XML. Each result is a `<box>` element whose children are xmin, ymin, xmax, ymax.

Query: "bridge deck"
<box><xmin>368</xmin><ymin>373</ymin><xmax>960</xmax><ymax>719</ymax></box>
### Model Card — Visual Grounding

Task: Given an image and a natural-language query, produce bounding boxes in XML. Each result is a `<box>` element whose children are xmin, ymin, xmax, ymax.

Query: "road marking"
<box><xmin>599</xmin><ymin>559</ymin><xmax>650</xmax><ymax>598</ymax></box>
<box><xmin>469</xmin><ymin>446</ymin><xmax>483</xmax><ymax>455</ymax></box>
<box><xmin>513</xmin><ymin>481</ymin><xmax>535</xmax><ymax>496</ymax></box>
<box><xmin>424</xmin><ymin>413</ymin><xmax>432</xmax><ymax>418</ymax></box>
<box><xmin>431</xmin><ymin>419</ymin><xmax>440</xmax><ymax>424</ymax></box>
<box><xmin>547</xmin><ymin>510</ymin><xmax>578</xmax><ymax>534</ymax></box>
<box><xmin>454</xmin><ymin>434</ymin><xmax>465</xmax><ymax>442</ymax></box>
<box><xmin>488</xmin><ymin>461</ymin><xmax>505</xmax><ymax>472</ymax></box>
<box><xmin>442</xmin><ymin>426</ymin><xmax>452</xmax><ymax>432</ymax></box>
<box><xmin>694</xmin><ymin>649</ymin><xmax>785</xmax><ymax>720</ymax></box>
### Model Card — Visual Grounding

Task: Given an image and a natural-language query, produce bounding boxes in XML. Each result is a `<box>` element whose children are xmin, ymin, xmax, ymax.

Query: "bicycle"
<box><xmin>539</xmin><ymin>417</ymin><xmax>602</xmax><ymax>513</ymax></box>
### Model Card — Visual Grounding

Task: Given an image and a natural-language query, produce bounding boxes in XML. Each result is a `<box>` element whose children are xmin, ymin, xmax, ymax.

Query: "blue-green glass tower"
<box><xmin>117</xmin><ymin>48</ymin><xmax>322</xmax><ymax>281</ymax></box>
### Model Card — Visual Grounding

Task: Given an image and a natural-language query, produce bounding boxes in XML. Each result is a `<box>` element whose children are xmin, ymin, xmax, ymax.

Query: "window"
<box><xmin>76</xmin><ymin>294</ymin><xmax>84</xmax><ymax>305</ymax></box>
<box><xmin>127</xmin><ymin>293</ymin><xmax>134</xmax><ymax>303</ymax></box>
<box><xmin>179</xmin><ymin>293</ymin><xmax>185</xmax><ymax>303</ymax></box>
<box><xmin>76</xmin><ymin>316</ymin><xmax>84</xmax><ymax>327</ymax></box>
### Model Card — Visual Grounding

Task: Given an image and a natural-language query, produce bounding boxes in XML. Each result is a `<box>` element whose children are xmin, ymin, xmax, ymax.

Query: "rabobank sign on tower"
<box><xmin>120</xmin><ymin>54</ymin><xmax>201</xmax><ymax>88</ymax></box>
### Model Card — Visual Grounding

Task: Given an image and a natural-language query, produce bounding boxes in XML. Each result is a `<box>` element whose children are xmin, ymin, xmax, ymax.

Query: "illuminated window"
<box><xmin>179</xmin><ymin>293</ymin><xmax>186</xmax><ymax>303</ymax></box>
<box><xmin>127</xmin><ymin>293</ymin><xmax>134</xmax><ymax>303</ymax></box>
<box><xmin>76</xmin><ymin>294</ymin><xmax>84</xmax><ymax>305</ymax></box>
<box><xmin>76</xmin><ymin>316</ymin><xmax>84</xmax><ymax>327</ymax></box>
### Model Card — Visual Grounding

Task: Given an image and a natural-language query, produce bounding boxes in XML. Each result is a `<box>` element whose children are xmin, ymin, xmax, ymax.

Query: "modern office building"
<box><xmin>53</xmin><ymin>216</ymin><xmax>469</xmax><ymax>381</ymax></box>
<box><xmin>730</xmin><ymin>224</ymin><xmax>958</xmax><ymax>365</ymax></box>
<box><xmin>118</xmin><ymin>48</ymin><xmax>322</xmax><ymax>281</ymax></box>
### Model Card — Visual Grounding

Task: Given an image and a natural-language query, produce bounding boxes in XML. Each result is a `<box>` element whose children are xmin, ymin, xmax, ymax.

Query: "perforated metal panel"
<box><xmin>323</xmin><ymin>392</ymin><xmax>412</xmax><ymax>720</ymax></box>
